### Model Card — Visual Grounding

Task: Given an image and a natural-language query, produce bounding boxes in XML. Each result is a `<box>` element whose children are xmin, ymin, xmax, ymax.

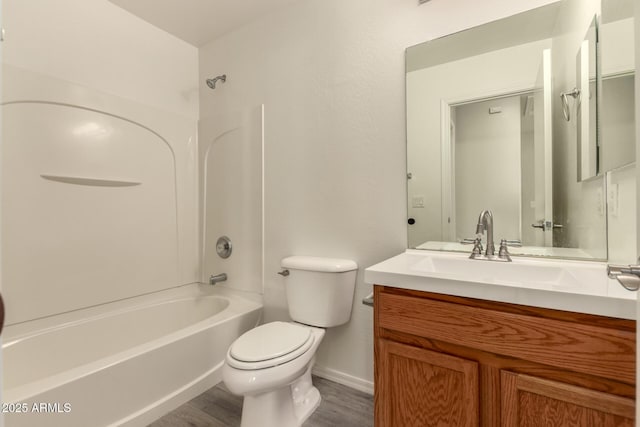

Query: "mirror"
<box><xmin>406</xmin><ymin>0</ymin><xmax>634</xmax><ymax>260</ymax></box>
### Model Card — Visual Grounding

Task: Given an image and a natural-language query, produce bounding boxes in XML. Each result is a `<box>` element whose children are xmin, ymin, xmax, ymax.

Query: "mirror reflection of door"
<box><xmin>450</xmin><ymin>49</ymin><xmax>553</xmax><ymax>248</ymax></box>
<box><xmin>453</xmin><ymin>95</ymin><xmax>524</xmax><ymax>243</ymax></box>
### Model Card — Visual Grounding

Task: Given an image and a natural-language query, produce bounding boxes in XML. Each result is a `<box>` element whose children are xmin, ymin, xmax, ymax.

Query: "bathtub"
<box><xmin>2</xmin><ymin>283</ymin><xmax>262</xmax><ymax>427</ymax></box>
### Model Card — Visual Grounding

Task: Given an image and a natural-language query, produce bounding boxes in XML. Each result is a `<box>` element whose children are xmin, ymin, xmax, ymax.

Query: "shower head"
<box><xmin>206</xmin><ymin>75</ymin><xmax>227</xmax><ymax>89</ymax></box>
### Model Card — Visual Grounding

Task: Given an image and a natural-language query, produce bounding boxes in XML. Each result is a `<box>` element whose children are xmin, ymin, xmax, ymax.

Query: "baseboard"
<box><xmin>312</xmin><ymin>365</ymin><xmax>374</xmax><ymax>396</ymax></box>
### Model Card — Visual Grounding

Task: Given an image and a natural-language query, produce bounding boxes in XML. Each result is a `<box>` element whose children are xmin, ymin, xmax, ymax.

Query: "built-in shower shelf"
<box><xmin>40</xmin><ymin>174</ymin><xmax>141</xmax><ymax>187</ymax></box>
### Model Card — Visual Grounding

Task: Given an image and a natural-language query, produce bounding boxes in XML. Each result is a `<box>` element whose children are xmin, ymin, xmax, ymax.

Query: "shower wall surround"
<box><xmin>2</xmin><ymin>0</ymin><xmax>199</xmax><ymax>324</ymax></box>
<box><xmin>199</xmin><ymin>106</ymin><xmax>264</xmax><ymax>295</ymax></box>
<box><xmin>198</xmin><ymin>0</ymin><xmax>557</xmax><ymax>391</ymax></box>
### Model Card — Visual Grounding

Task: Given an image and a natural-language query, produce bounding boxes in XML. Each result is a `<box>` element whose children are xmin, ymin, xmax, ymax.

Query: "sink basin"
<box><xmin>364</xmin><ymin>250</ymin><xmax>636</xmax><ymax>320</ymax></box>
<box><xmin>413</xmin><ymin>254</ymin><xmax>597</xmax><ymax>293</ymax></box>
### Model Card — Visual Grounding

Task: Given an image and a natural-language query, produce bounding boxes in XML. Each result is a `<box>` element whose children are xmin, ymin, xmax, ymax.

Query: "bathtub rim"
<box><xmin>3</xmin><ymin>283</ymin><xmax>263</xmax><ymax>403</ymax></box>
<box><xmin>4</xmin><ymin>282</ymin><xmax>260</xmax><ymax>340</ymax></box>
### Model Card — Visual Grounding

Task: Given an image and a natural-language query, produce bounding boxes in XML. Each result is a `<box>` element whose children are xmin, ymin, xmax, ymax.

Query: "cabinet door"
<box><xmin>376</xmin><ymin>339</ymin><xmax>479</xmax><ymax>427</ymax></box>
<box><xmin>501</xmin><ymin>371</ymin><xmax>634</xmax><ymax>426</ymax></box>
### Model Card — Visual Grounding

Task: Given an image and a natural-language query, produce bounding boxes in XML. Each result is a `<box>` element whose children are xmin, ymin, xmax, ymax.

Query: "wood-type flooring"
<box><xmin>149</xmin><ymin>376</ymin><xmax>373</xmax><ymax>427</ymax></box>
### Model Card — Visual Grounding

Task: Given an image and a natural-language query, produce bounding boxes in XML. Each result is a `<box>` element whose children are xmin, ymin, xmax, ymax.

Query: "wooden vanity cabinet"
<box><xmin>373</xmin><ymin>286</ymin><xmax>636</xmax><ymax>427</ymax></box>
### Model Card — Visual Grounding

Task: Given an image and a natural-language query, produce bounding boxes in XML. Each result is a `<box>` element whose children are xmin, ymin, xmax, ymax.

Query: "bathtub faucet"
<box><xmin>209</xmin><ymin>273</ymin><xmax>227</xmax><ymax>285</ymax></box>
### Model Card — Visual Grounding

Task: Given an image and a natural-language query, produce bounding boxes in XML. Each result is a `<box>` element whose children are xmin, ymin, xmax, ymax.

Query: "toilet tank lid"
<box><xmin>281</xmin><ymin>256</ymin><xmax>357</xmax><ymax>272</ymax></box>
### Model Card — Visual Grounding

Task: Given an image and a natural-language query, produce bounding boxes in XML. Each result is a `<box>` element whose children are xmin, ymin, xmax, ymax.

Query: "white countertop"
<box><xmin>364</xmin><ymin>250</ymin><xmax>637</xmax><ymax>320</ymax></box>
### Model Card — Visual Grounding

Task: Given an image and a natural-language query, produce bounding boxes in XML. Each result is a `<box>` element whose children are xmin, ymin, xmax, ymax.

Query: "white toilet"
<box><xmin>222</xmin><ymin>256</ymin><xmax>358</xmax><ymax>427</ymax></box>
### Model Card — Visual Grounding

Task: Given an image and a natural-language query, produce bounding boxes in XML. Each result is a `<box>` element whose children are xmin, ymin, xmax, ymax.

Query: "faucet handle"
<box><xmin>468</xmin><ymin>237</ymin><xmax>483</xmax><ymax>259</ymax></box>
<box><xmin>498</xmin><ymin>239</ymin><xmax>513</xmax><ymax>261</ymax></box>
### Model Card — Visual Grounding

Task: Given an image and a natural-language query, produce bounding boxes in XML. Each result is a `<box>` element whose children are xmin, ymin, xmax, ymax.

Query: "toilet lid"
<box><xmin>228</xmin><ymin>322</ymin><xmax>313</xmax><ymax>369</ymax></box>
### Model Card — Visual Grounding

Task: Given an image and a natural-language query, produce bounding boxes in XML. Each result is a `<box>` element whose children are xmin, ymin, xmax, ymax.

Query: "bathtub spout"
<box><xmin>209</xmin><ymin>273</ymin><xmax>227</xmax><ymax>285</ymax></box>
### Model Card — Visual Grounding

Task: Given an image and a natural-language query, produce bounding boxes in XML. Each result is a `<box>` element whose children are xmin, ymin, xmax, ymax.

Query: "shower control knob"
<box><xmin>216</xmin><ymin>236</ymin><xmax>232</xmax><ymax>259</ymax></box>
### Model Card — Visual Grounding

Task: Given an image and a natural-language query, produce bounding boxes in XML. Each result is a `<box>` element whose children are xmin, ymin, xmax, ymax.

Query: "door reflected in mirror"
<box><xmin>448</xmin><ymin>93</ymin><xmax>536</xmax><ymax>246</ymax></box>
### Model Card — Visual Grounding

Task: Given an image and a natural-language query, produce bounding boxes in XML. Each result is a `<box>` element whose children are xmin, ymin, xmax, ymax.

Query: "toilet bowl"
<box><xmin>222</xmin><ymin>256</ymin><xmax>357</xmax><ymax>427</ymax></box>
<box><xmin>223</xmin><ymin>322</ymin><xmax>325</xmax><ymax>427</ymax></box>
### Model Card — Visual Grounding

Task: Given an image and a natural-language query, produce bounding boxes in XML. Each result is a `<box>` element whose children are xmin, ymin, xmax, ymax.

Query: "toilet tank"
<box><xmin>281</xmin><ymin>256</ymin><xmax>358</xmax><ymax>327</ymax></box>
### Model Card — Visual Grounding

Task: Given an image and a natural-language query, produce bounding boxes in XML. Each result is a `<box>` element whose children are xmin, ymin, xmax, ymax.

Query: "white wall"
<box><xmin>601</xmin><ymin>15</ymin><xmax>636</xmax><ymax>264</ymax></box>
<box><xmin>607</xmin><ymin>164</ymin><xmax>636</xmax><ymax>263</ymax></box>
<box><xmin>602</xmin><ymin>75</ymin><xmax>635</xmax><ymax>172</ymax></box>
<box><xmin>199</xmin><ymin>0</ymin><xmax>558</xmax><ymax>391</ymax></box>
<box><xmin>2</xmin><ymin>0</ymin><xmax>200</xmax><ymax>323</ymax></box>
<box><xmin>601</xmin><ymin>17</ymin><xmax>635</xmax><ymax>77</ymax></box>
<box><xmin>2</xmin><ymin>0</ymin><xmax>199</xmax><ymax>120</ymax></box>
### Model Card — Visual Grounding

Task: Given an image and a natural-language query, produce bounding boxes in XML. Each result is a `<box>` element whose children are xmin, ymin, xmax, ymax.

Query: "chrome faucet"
<box><xmin>468</xmin><ymin>210</ymin><xmax>514</xmax><ymax>262</ymax></box>
<box><xmin>209</xmin><ymin>273</ymin><xmax>227</xmax><ymax>285</ymax></box>
<box><xmin>475</xmin><ymin>210</ymin><xmax>495</xmax><ymax>257</ymax></box>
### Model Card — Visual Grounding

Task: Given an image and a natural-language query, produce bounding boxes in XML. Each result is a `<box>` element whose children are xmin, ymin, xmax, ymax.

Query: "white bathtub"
<box><xmin>2</xmin><ymin>283</ymin><xmax>262</xmax><ymax>427</ymax></box>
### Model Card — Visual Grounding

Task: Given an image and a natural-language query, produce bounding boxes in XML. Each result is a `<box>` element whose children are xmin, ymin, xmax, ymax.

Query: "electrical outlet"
<box><xmin>412</xmin><ymin>196</ymin><xmax>425</xmax><ymax>208</ymax></box>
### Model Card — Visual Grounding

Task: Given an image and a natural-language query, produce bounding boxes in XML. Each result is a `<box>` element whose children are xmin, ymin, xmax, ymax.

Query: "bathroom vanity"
<box><xmin>393</xmin><ymin>0</ymin><xmax>639</xmax><ymax>422</ymax></box>
<box><xmin>366</xmin><ymin>251</ymin><xmax>636</xmax><ymax>426</ymax></box>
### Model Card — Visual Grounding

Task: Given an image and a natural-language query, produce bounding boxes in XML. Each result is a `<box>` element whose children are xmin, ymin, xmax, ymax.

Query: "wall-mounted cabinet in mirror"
<box><xmin>406</xmin><ymin>0</ymin><xmax>634</xmax><ymax>261</ymax></box>
<box><xmin>576</xmin><ymin>16</ymin><xmax>599</xmax><ymax>182</ymax></box>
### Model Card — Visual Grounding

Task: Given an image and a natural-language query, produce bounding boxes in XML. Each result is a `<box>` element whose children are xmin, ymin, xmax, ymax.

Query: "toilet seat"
<box><xmin>227</xmin><ymin>321</ymin><xmax>315</xmax><ymax>370</ymax></box>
